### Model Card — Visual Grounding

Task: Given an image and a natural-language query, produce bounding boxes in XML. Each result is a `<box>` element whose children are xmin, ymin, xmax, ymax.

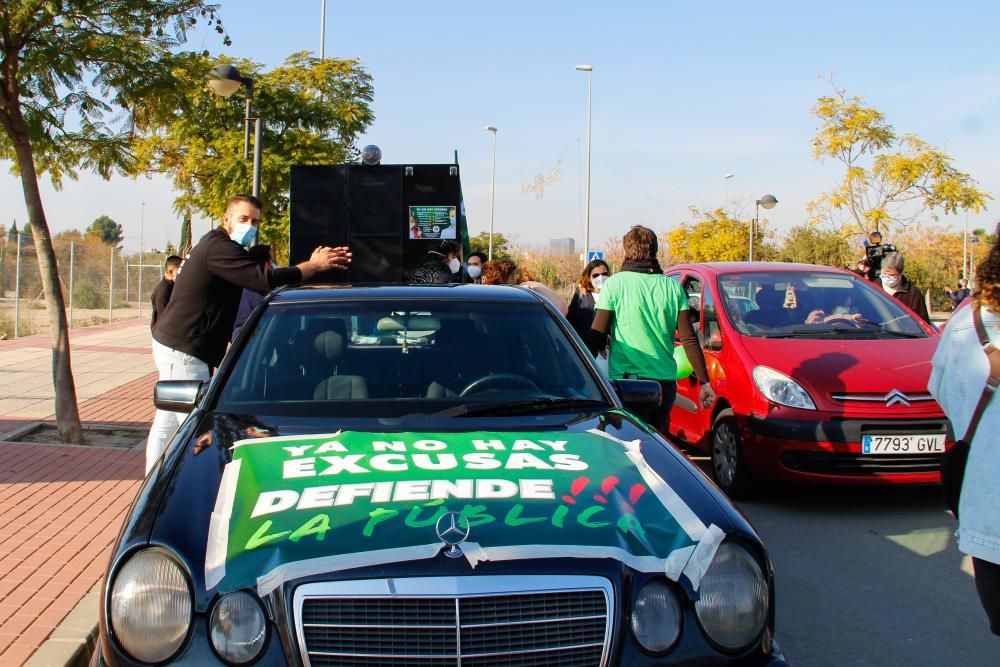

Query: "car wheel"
<box><xmin>711</xmin><ymin>410</ymin><xmax>752</xmax><ymax>499</ymax></box>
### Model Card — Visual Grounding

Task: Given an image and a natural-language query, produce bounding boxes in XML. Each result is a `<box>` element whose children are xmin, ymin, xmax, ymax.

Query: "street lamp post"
<box><xmin>724</xmin><ymin>173</ymin><xmax>734</xmax><ymax>213</ymax></box>
<box><xmin>970</xmin><ymin>235</ymin><xmax>980</xmax><ymax>289</ymax></box>
<box><xmin>208</xmin><ymin>64</ymin><xmax>262</xmax><ymax>199</ymax></box>
<box><xmin>576</xmin><ymin>65</ymin><xmax>592</xmax><ymax>264</ymax></box>
<box><xmin>138</xmin><ymin>201</ymin><xmax>145</xmax><ymax>317</ymax></box>
<box><xmin>751</xmin><ymin>194</ymin><xmax>778</xmax><ymax>262</ymax></box>
<box><xmin>485</xmin><ymin>126</ymin><xmax>498</xmax><ymax>260</ymax></box>
<box><xmin>963</xmin><ymin>210</ymin><xmax>969</xmax><ymax>281</ymax></box>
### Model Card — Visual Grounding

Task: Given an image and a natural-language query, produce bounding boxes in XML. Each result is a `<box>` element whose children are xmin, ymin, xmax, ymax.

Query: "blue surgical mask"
<box><xmin>881</xmin><ymin>274</ymin><xmax>900</xmax><ymax>289</ymax></box>
<box><xmin>229</xmin><ymin>223</ymin><xmax>257</xmax><ymax>248</ymax></box>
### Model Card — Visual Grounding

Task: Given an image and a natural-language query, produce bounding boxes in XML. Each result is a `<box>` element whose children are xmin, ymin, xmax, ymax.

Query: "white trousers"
<box><xmin>146</xmin><ymin>339</ymin><xmax>210</xmax><ymax>474</ymax></box>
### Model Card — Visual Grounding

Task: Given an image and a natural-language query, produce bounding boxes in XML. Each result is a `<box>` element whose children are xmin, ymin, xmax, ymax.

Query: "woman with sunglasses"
<box><xmin>568</xmin><ymin>259</ymin><xmax>611</xmax><ymax>350</ymax></box>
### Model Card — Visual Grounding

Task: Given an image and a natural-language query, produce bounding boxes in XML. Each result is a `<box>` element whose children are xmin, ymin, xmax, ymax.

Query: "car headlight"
<box><xmin>694</xmin><ymin>542</ymin><xmax>769</xmax><ymax>651</ymax></box>
<box><xmin>210</xmin><ymin>591</ymin><xmax>268</xmax><ymax>663</ymax></box>
<box><xmin>752</xmin><ymin>366</ymin><xmax>815</xmax><ymax>410</ymax></box>
<box><xmin>110</xmin><ymin>549</ymin><xmax>192</xmax><ymax>663</ymax></box>
<box><xmin>630</xmin><ymin>579</ymin><xmax>682</xmax><ymax>653</ymax></box>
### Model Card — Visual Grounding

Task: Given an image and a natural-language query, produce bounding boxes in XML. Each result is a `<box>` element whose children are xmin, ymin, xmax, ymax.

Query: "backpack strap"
<box><xmin>962</xmin><ymin>306</ymin><xmax>1000</xmax><ymax>442</ymax></box>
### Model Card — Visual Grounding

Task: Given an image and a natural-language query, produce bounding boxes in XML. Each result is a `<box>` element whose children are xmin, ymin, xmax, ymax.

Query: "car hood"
<box><xmin>148</xmin><ymin>411</ymin><xmax>743</xmax><ymax>599</ymax></box>
<box><xmin>739</xmin><ymin>335</ymin><xmax>942</xmax><ymax>412</ymax></box>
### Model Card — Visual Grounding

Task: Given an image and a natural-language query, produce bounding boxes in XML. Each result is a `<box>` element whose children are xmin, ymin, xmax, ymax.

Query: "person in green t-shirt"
<box><xmin>589</xmin><ymin>225</ymin><xmax>715</xmax><ymax>432</ymax></box>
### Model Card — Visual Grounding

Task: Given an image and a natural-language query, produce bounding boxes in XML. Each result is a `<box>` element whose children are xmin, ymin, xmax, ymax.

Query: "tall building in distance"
<box><xmin>549</xmin><ymin>238</ymin><xmax>576</xmax><ymax>256</ymax></box>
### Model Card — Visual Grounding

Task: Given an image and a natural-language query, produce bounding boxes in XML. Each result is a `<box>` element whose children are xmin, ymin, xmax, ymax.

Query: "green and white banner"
<box><xmin>205</xmin><ymin>429</ymin><xmax>723</xmax><ymax>595</ymax></box>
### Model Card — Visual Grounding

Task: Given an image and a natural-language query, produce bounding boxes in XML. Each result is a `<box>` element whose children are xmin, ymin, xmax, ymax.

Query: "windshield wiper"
<box><xmin>441</xmin><ymin>398</ymin><xmax>610</xmax><ymax>417</ymax></box>
<box><xmin>756</xmin><ymin>325</ymin><xmax>921</xmax><ymax>339</ymax></box>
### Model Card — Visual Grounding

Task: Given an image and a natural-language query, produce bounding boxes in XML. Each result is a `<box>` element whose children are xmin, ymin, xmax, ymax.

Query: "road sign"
<box><xmin>588</xmin><ymin>250</ymin><xmax>604</xmax><ymax>262</ymax></box>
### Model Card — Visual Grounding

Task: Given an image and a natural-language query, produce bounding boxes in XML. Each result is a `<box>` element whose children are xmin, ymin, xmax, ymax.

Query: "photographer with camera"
<box><xmin>861</xmin><ymin>230</ymin><xmax>896</xmax><ymax>282</ymax></box>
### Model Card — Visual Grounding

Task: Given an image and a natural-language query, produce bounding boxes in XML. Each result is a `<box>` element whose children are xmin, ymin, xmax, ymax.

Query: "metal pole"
<box><xmin>971</xmin><ymin>240</ymin><xmax>977</xmax><ymax>289</ymax></box>
<box><xmin>252</xmin><ymin>117</ymin><xmax>262</xmax><ymax>199</ymax></box>
<box><xmin>583</xmin><ymin>71</ymin><xmax>592</xmax><ymax>265</ymax></box>
<box><xmin>750</xmin><ymin>201</ymin><xmax>759</xmax><ymax>262</ymax></box>
<box><xmin>69</xmin><ymin>240</ymin><xmax>75</xmax><ymax>329</ymax></box>
<box><xmin>138</xmin><ymin>202</ymin><xmax>145</xmax><ymax>318</ymax></box>
<box><xmin>320</xmin><ymin>0</ymin><xmax>327</xmax><ymax>60</ymax></box>
<box><xmin>243</xmin><ymin>96</ymin><xmax>252</xmax><ymax>161</ymax></box>
<box><xmin>963</xmin><ymin>210</ymin><xmax>969</xmax><ymax>281</ymax></box>
<box><xmin>109</xmin><ymin>245</ymin><xmax>114</xmax><ymax>323</ymax></box>
<box><xmin>488</xmin><ymin>129</ymin><xmax>497</xmax><ymax>261</ymax></box>
<box><xmin>14</xmin><ymin>232</ymin><xmax>21</xmax><ymax>338</ymax></box>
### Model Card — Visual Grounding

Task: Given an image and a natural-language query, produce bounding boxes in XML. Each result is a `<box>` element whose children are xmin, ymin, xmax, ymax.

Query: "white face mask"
<box><xmin>448</xmin><ymin>257</ymin><xmax>461</xmax><ymax>273</ymax></box>
<box><xmin>467</xmin><ymin>264</ymin><xmax>482</xmax><ymax>279</ymax></box>
<box><xmin>591</xmin><ymin>275</ymin><xmax>607</xmax><ymax>291</ymax></box>
<box><xmin>881</xmin><ymin>274</ymin><xmax>900</xmax><ymax>289</ymax></box>
<box><xmin>229</xmin><ymin>222</ymin><xmax>257</xmax><ymax>248</ymax></box>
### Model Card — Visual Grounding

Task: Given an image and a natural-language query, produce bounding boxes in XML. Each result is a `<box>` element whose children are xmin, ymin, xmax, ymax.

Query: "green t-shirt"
<box><xmin>594</xmin><ymin>272</ymin><xmax>689</xmax><ymax>381</ymax></box>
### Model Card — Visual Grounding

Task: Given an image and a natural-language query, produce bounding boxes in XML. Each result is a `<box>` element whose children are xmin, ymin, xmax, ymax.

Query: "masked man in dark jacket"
<box><xmin>878</xmin><ymin>251</ymin><xmax>931</xmax><ymax>324</ymax></box>
<box><xmin>146</xmin><ymin>194</ymin><xmax>351</xmax><ymax>473</ymax></box>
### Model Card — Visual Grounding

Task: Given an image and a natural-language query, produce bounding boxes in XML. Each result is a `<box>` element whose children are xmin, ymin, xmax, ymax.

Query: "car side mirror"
<box><xmin>707</xmin><ymin>329</ymin><xmax>723</xmax><ymax>350</ymax></box>
<box><xmin>613</xmin><ymin>379</ymin><xmax>662</xmax><ymax>410</ymax></box>
<box><xmin>154</xmin><ymin>380</ymin><xmax>204</xmax><ymax>413</ymax></box>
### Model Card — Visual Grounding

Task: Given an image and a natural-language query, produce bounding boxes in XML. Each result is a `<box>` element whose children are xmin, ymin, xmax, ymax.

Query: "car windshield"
<box><xmin>717</xmin><ymin>271</ymin><xmax>928</xmax><ymax>339</ymax></box>
<box><xmin>214</xmin><ymin>299</ymin><xmax>609</xmax><ymax>417</ymax></box>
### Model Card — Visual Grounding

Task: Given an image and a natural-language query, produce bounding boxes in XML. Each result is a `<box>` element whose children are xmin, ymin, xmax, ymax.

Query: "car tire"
<box><xmin>711</xmin><ymin>410</ymin><xmax>752</xmax><ymax>499</ymax></box>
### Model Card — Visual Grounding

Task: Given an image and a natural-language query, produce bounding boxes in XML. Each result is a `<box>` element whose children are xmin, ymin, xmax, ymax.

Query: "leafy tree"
<box><xmin>131</xmin><ymin>51</ymin><xmax>374</xmax><ymax>262</ymax></box>
<box><xmin>6</xmin><ymin>222</ymin><xmax>16</xmax><ymax>242</ymax></box>
<box><xmin>469</xmin><ymin>231</ymin><xmax>513</xmax><ymax>260</ymax></box>
<box><xmin>86</xmin><ymin>215</ymin><xmax>124</xmax><ymax>246</ymax></box>
<box><xmin>808</xmin><ymin>79</ymin><xmax>990</xmax><ymax>237</ymax></box>
<box><xmin>0</xmin><ymin>2</ymin><xmax>229</xmax><ymax>442</ymax></box>
<box><xmin>667</xmin><ymin>208</ymin><xmax>777</xmax><ymax>263</ymax></box>
<box><xmin>778</xmin><ymin>224</ymin><xmax>855</xmax><ymax>268</ymax></box>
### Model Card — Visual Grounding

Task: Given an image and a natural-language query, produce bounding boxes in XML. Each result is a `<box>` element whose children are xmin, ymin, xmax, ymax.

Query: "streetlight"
<box><xmin>138</xmin><ymin>201</ymin><xmax>145</xmax><ymax>317</ymax></box>
<box><xmin>970</xmin><ymin>235</ymin><xmax>981</xmax><ymax>289</ymax></box>
<box><xmin>485</xmin><ymin>126</ymin><xmax>498</xmax><ymax>260</ymax></box>
<box><xmin>723</xmin><ymin>173</ymin><xmax>735</xmax><ymax>213</ymax></box>
<box><xmin>751</xmin><ymin>194</ymin><xmax>778</xmax><ymax>262</ymax></box>
<box><xmin>963</xmin><ymin>210</ymin><xmax>969</xmax><ymax>281</ymax></box>
<box><xmin>576</xmin><ymin>64</ymin><xmax>592</xmax><ymax>264</ymax></box>
<box><xmin>208</xmin><ymin>64</ymin><xmax>262</xmax><ymax>198</ymax></box>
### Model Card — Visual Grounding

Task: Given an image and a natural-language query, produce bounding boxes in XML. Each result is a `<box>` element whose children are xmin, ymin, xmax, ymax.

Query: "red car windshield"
<box><xmin>717</xmin><ymin>271</ymin><xmax>928</xmax><ymax>339</ymax></box>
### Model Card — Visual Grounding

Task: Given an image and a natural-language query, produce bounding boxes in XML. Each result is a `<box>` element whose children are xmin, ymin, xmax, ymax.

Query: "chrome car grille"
<box><xmin>831</xmin><ymin>391</ymin><xmax>936</xmax><ymax>405</ymax></box>
<box><xmin>293</xmin><ymin>576</ymin><xmax>613</xmax><ymax>667</ymax></box>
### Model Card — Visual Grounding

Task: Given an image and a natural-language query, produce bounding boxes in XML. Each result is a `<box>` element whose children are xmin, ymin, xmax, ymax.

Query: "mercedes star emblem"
<box><xmin>435</xmin><ymin>511</ymin><xmax>471</xmax><ymax>558</ymax></box>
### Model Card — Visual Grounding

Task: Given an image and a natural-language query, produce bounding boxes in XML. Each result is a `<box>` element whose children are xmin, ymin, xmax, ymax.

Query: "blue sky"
<box><xmin>2</xmin><ymin>1</ymin><xmax>998</xmax><ymax>255</ymax></box>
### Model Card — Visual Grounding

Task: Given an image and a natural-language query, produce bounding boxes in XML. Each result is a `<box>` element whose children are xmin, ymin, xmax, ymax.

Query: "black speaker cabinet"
<box><xmin>289</xmin><ymin>164</ymin><xmax>463</xmax><ymax>283</ymax></box>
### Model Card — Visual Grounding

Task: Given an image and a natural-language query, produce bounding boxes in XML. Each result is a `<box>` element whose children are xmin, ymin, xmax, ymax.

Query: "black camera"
<box><xmin>860</xmin><ymin>240</ymin><xmax>895</xmax><ymax>280</ymax></box>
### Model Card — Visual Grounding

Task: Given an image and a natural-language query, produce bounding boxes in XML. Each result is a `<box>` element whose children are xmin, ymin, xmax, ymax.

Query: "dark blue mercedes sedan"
<box><xmin>93</xmin><ymin>284</ymin><xmax>787</xmax><ymax>666</ymax></box>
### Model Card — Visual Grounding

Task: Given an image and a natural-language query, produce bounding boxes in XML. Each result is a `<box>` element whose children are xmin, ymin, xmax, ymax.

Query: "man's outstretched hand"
<box><xmin>311</xmin><ymin>246</ymin><xmax>352</xmax><ymax>271</ymax></box>
<box><xmin>299</xmin><ymin>246</ymin><xmax>352</xmax><ymax>280</ymax></box>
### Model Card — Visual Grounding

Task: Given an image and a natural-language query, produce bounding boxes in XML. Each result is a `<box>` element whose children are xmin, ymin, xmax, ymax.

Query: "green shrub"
<box><xmin>72</xmin><ymin>281</ymin><xmax>106</xmax><ymax>309</ymax></box>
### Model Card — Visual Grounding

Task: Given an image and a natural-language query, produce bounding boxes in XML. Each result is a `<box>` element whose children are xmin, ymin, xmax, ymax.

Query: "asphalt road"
<box><xmin>733</xmin><ymin>482</ymin><xmax>1000</xmax><ymax>665</ymax></box>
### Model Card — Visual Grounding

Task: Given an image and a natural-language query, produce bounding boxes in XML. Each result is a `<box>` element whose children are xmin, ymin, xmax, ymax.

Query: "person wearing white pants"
<box><xmin>145</xmin><ymin>339</ymin><xmax>211</xmax><ymax>473</ymax></box>
<box><xmin>145</xmin><ymin>194</ymin><xmax>351</xmax><ymax>475</ymax></box>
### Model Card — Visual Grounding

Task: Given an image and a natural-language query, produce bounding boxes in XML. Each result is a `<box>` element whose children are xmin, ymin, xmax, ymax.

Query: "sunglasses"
<box><xmin>591</xmin><ymin>271</ymin><xmax>609</xmax><ymax>279</ymax></box>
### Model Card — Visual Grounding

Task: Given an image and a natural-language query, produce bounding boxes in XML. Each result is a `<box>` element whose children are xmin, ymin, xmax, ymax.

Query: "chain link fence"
<box><xmin>0</xmin><ymin>234</ymin><xmax>168</xmax><ymax>339</ymax></box>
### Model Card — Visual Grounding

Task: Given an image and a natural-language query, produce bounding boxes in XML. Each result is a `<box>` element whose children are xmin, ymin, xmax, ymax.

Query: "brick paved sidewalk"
<box><xmin>0</xmin><ymin>320</ymin><xmax>156</xmax><ymax>666</ymax></box>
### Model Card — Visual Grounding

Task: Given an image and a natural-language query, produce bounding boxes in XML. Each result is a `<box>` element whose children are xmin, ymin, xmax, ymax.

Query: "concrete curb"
<box><xmin>24</xmin><ymin>582</ymin><xmax>101</xmax><ymax>667</ymax></box>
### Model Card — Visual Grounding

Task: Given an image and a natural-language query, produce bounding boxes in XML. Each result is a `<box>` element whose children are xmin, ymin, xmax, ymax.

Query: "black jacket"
<box><xmin>567</xmin><ymin>290</ymin><xmax>597</xmax><ymax>340</ymax></box>
<box><xmin>152</xmin><ymin>229</ymin><xmax>301</xmax><ymax>367</ymax></box>
<box><xmin>149</xmin><ymin>278</ymin><xmax>173</xmax><ymax>331</ymax></box>
<box><xmin>890</xmin><ymin>275</ymin><xmax>931</xmax><ymax>324</ymax></box>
